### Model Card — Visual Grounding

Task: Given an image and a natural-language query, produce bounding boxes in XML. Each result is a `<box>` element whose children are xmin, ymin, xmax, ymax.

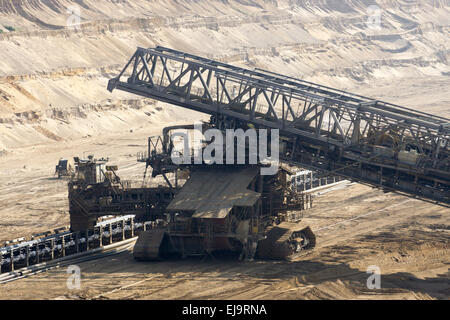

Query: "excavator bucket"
<box><xmin>256</xmin><ymin>222</ymin><xmax>316</xmax><ymax>260</ymax></box>
<box><xmin>133</xmin><ymin>229</ymin><xmax>167</xmax><ymax>261</ymax></box>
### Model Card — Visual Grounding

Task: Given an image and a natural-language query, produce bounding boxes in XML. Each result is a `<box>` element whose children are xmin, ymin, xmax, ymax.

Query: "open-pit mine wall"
<box><xmin>0</xmin><ymin>0</ymin><xmax>448</xmax><ymax>152</ymax></box>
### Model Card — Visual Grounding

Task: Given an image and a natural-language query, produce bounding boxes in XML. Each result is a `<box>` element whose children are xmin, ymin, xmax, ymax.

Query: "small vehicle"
<box><xmin>55</xmin><ymin>158</ymin><xmax>75</xmax><ymax>179</ymax></box>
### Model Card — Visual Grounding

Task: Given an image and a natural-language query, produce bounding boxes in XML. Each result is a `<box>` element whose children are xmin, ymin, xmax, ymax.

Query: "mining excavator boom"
<box><xmin>108</xmin><ymin>47</ymin><xmax>450</xmax><ymax>206</ymax></box>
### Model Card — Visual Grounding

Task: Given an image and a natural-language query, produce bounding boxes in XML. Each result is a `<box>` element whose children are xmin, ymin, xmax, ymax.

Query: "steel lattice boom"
<box><xmin>108</xmin><ymin>46</ymin><xmax>450</xmax><ymax>205</ymax></box>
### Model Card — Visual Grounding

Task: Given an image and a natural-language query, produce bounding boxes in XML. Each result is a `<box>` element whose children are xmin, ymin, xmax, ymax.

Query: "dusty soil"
<box><xmin>0</xmin><ymin>0</ymin><xmax>449</xmax><ymax>300</ymax></box>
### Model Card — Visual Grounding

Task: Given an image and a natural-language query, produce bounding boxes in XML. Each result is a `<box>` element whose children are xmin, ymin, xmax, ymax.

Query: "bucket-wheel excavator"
<box><xmin>69</xmin><ymin>46</ymin><xmax>449</xmax><ymax>261</ymax></box>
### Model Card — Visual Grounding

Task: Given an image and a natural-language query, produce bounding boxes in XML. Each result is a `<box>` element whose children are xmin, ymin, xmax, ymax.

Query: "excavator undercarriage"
<box><xmin>132</xmin><ymin>166</ymin><xmax>316</xmax><ymax>261</ymax></box>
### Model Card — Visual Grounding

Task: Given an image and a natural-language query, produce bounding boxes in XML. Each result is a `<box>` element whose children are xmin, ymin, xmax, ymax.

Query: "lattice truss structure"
<box><xmin>108</xmin><ymin>47</ymin><xmax>450</xmax><ymax>205</ymax></box>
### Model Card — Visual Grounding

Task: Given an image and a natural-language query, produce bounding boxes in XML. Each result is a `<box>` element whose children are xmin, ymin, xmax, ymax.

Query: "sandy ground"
<box><xmin>0</xmin><ymin>0</ymin><xmax>449</xmax><ymax>300</ymax></box>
